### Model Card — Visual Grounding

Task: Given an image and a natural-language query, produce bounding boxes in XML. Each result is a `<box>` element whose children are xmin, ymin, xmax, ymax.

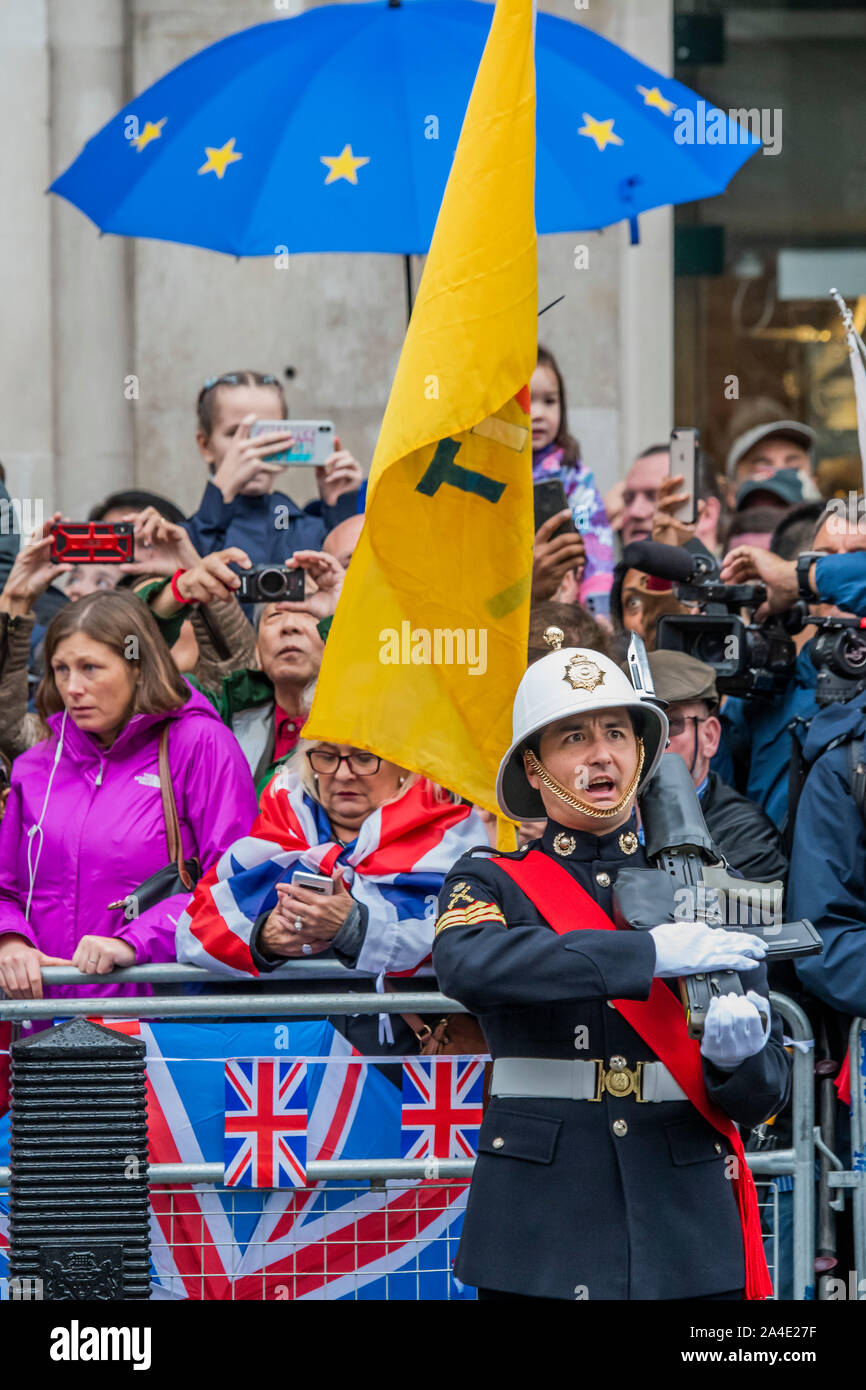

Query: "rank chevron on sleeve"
<box><xmin>435</xmin><ymin>900</ymin><xmax>506</xmax><ymax>935</ymax></box>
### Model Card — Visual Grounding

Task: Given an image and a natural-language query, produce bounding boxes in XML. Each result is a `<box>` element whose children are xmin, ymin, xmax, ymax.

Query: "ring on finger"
<box><xmin>301</xmin><ymin>943</ymin><xmax>313</xmax><ymax>956</ymax></box>
<box><xmin>293</xmin><ymin>916</ymin><xmax>304</xmax><ymax>933</ymax></box>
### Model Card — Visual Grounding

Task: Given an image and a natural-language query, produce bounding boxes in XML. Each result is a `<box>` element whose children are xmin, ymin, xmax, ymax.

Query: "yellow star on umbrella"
<box><xmin>636</xmin><ymin>85</ymin><xmax>676</xmax><ymax>117</ymax></box>
<box><xmin>578</xmin><ymin>114</ymin><xmax>624</xmax><ymax>152</ymax></box>
<box><xmin>321</xmin><ymin>144</ymin><xmax>370</xmax><ymax>185</ymax></box>
<box><xmin>132</xmin><ymin>118</ymin><xmax>167</xmax><ymax>152</ymax></box>
<box><xmin>198</xmin><ymin>138</ymin><xmax>243</xmax><ymax>180</ymax></box>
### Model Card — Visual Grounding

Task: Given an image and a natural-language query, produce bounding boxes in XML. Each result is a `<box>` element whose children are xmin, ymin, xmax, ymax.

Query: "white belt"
<box><xmin>491</xmin><ymin>1057</ymin><xmax>687</xmax><ymax>1104</ymax></box>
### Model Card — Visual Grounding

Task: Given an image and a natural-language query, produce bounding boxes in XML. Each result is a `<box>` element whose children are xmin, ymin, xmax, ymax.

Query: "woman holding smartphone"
<box><xmin>185</xmin><ymin>369</ymin><xmax>363</xmax><ymax>564</ymax></box>
<box><xmin>177</xmin><ymin>738</ymin><xmax>486</xmax><ymax>1055</ymax></box>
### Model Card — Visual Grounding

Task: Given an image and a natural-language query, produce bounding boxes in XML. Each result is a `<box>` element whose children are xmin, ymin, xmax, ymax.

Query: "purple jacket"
<box><xmin>0</xmin><ymin>685</ymin><xmax>258</xmax><ymax>1003</ymax></box>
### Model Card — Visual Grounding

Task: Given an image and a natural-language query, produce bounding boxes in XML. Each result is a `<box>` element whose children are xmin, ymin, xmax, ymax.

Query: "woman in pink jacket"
<box><xmin>0</xmin><ymin>589</ymin><xmax>258</xmax><ymax>1004</ymax></box>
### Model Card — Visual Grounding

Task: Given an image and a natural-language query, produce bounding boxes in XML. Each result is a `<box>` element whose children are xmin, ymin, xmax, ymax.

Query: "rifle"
<box><xmin>614</xmin><ymin>639</ymin><xmax>822</xmax><ymax>1038</ymax></box>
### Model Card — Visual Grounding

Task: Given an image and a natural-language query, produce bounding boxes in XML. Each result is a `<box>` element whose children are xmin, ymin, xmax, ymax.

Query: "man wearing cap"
<box><xmin>725</xmin><ymin>421</ymin><xmax>820</xmax><ymax>505</ymax></box>
<box><xmin>433</xmin><ymin>635</ymin><xmax>790</xmax><ymax>1301</ymax></box>
<box><xmin>735</xmin><ymin>468</ymin><xmax>805</xmax><ymax>518</ymax></box>
<box><xmin>648</xmin><ymin>650</ymin><xmax>787</xmax><ymax>884</ymax></box>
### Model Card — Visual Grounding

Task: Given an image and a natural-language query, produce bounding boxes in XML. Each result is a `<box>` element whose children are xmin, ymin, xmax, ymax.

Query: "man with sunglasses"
<box><xmin>648</xmin><ymin>650</ymin><xmax>787</xmax><ymax>885</ymax></box>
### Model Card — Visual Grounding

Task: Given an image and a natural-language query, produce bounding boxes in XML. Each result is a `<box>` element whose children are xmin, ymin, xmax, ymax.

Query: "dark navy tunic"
<box><xmin>432</xmin><ymin>813</ymin><xmax>791</xmax><ymax>1301</ymax></box>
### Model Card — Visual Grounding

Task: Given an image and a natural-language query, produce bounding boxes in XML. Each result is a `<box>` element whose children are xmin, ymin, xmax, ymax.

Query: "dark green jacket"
<box><xmin>188</xmin><ymin>667</ymin><xmax>287</xmax><ymax>798</ymax></box>
<box><xmin>134</xmin><ymin>579</ymin><xmax>331</xmax><ymax>798</ymax></box>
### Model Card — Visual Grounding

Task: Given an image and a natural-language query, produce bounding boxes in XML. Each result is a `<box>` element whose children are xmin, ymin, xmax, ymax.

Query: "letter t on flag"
<box><xmin>304</xmin><ymin>0</ymin><xmax>537</xmax><ymax>815</ymax></box>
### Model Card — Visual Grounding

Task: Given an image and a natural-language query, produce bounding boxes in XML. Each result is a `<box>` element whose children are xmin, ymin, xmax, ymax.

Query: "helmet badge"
<box><xmin>564</xmin><ymin>656</ymin><xmax>605</xmax><ymax>693</ymax></box>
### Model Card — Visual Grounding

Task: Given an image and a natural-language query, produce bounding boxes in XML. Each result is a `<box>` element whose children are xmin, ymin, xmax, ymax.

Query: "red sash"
<box><xmin>494</xmin><ymin>850</ymin><xmax>772</xmax><ymax>1301</ymax></box>
<box><xmin>836</xmin><ymin>1053</ymin><xmax>851</xmax><ymax>1107</ymax></box>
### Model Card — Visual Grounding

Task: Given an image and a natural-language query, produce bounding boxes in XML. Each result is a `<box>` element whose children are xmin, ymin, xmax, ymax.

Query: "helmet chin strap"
<box><xmin>525</xmin><ymin>739</ymin><xmax>645</xmax><ymax>820</ymax></box>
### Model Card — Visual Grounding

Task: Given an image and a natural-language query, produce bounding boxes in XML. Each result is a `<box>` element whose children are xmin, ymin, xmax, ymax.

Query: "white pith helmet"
<box><xmin>496</xmin><ymin>640</ymin><xmax>669</xmax><ymax>820</ymax></box>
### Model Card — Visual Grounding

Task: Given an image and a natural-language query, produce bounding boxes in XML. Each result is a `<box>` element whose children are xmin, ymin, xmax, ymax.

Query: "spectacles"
<box><xmin>667</xmin><ymin>714</ymin><xmax>710</xmax><ymax>738</ymax></box>
<box><xmin>307</xmin><ymin>749</ymin><xmax>382</xmax><ymax>777</ymax></box>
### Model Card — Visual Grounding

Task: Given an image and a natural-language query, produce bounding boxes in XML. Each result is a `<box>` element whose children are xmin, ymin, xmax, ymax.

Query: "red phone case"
<box><xmin>50</xmin><ymin>523</ymin><xmax>135</xmax><ymax>564</ymax></box>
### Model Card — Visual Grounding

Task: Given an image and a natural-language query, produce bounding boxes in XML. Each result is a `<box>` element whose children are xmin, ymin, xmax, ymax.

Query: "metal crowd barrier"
<box><xmin>838</xmin><ymin>1018</ymin><xmax>866</xmax><ymax>1291</ymax></box>
<box><xmin>0</xmin><ymin>971</ymin><xmax>817</xmax><ymax>1299</ymax></box>
<box><xmin>764</xmin><ymin>994</ymin><xmax>816</xmax><ymax>1300</ymax></box>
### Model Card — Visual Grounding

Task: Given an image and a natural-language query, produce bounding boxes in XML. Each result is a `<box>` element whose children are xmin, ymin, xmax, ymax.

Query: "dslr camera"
<box><xmin>235</xmin><ymin>566</ymin><xmax>305</xmax><ymax>604</ymax></box>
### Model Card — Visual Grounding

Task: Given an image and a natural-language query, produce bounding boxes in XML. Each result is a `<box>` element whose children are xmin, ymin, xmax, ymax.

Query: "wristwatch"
<box><xmin>796</xmin><ymin>551</ymin><xmax>823</xmax><ymax>603</ymax></box>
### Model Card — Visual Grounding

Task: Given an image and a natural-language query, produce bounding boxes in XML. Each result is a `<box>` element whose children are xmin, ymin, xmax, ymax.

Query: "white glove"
<box><xmin>700</xmin><ymin>990</ymin><xmax>772</xmax><ymax>1071</ymax></box>
<box><xmin>649</xmin><ymin>921</ymin><xmax>767</xmax><ymax>978</ymax></box>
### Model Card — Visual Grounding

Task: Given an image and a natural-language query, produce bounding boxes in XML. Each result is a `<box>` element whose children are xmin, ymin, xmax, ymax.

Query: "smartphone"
<box><xmin>533</xmin><ymin>479</ymin><xmax>577</xmax><ymax>540</ymax></box>
<box><xmin>669</xmin><ymin>428</ymin><xmax>700</xmax><ymax>524</ymax></box>
<box><xmin>249</xmin><ymin>420</ymin><xmax>335</xmax><ymax>466</ymax></box>
<box><xmin>50</xmin><ymin>522</ymin><xmax>134</xmax><ymax>564</ymax></box>
<box><xmin>291</xmin><ymin>871</ymin><xmax>335</xmax><ymax>896</ymax></box>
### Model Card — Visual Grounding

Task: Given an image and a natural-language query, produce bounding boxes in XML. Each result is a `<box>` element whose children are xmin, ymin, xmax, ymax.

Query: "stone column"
<box><xmin>0</xmin><ymin>1</ymin><xmax>54</xmax><ymax>529</ymax></box>
<box><xmin>616</xmin><ymin>0</ymin><xmax>674</xmax><ymax>471</ymax></box>
<box><xmin>48</xmin><ymin>0</ymin><xmax>134</xmax><ymax>516</ymax></box>
<box><xmin>530</xmin><ymin>0</ymin><xmax>674</xmax><ymax>497</ymax></box>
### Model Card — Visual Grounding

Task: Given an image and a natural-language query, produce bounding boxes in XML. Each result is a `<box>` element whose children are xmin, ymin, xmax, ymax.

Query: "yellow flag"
<box><xmin>305</xmin><ymin>0</ymin><xmax>537</xmax><ymax>815</ymax></box>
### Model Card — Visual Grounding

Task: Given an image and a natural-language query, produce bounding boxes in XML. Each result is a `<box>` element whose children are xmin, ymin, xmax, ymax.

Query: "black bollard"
<box><xmin>9</xmin><ymin>1018</ymin><xmax>151</xmax><ymax>1299</ymax></box>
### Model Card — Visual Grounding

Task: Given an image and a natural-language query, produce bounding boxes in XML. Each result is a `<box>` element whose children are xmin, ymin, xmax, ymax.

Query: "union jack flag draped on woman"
<box><xmin>175</xmin><ymin>770</ymin><xmax>487</xmax><ymax>978</ymax></box>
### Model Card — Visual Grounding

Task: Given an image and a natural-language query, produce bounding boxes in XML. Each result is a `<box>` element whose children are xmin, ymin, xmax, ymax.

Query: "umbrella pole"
<box><xmin>404</xmin><ymin>253</ymin><xmax>414</xmax><ymax>324</ymax></box>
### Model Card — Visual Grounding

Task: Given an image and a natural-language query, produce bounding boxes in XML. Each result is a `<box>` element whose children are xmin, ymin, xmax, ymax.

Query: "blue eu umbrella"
<box><xmin>50</xmin><ymin>0</ymin><xmax>760</xmax><ymax>258</ymax></box>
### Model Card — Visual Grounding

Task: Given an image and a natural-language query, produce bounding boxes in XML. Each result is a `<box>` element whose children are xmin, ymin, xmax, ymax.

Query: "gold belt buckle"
<box><xmin>590</xmin><ymin>1057</ymin><xmax>645</xmax><ymax>1102</ymax></box>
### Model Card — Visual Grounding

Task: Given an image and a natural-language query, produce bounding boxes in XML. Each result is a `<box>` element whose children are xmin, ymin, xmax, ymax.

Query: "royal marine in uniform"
<box><xmin>434</xmin><ymin>633</ymin><xmax>790</xmax><ymax>1301</ymax></box>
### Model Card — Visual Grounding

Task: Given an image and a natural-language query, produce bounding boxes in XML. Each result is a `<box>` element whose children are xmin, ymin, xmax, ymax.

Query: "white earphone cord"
<box><xmin>25</xmin><ymin>708</ymin><xmax>67</xmax><ymax>923</ymax></box>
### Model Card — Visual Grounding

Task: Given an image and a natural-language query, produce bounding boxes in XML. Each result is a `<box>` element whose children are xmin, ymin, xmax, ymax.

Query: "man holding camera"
<box><xmin>719</xmin><ymin>517</ymin><xmax>866</xmax><ymax>1004</ymax></box>
<box><xmin>145</xmin><ymin>547</ymin><xmax>342</xmax><ymax>794</ymax></box>
<box><xmin>433</xmin><ymin>633</ymin><xmax>789</xmax><ymax>1301</ymax></box>
<box><xmin>713</xmin><ymin>507</ymin><xmax>866</xmax><ymax>827</ymax></box>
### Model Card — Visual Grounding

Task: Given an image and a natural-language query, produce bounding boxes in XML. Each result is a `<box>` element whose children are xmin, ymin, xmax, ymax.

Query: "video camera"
<box><xmin>624</xmin><ymin>538</ymin><xmax>866</xmax><ymax>706</ymax></box>
<box><xmin>807</xmin><ymin>611</ymin><xmax>866</xmax><ymax>706</ymax></box>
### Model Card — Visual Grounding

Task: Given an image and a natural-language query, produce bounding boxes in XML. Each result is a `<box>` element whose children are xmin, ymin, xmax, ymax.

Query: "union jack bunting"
<box><xmin>224</xmin><ymin>1059</ymin><xmax>307</xmax><ymax>1188</ymax></box>
<box><xmin>0</xmin><ymin>1019</ymin><xmax>474</xmax><ymax>1300</ymax></box>
<box><xmin>401</xmin><ymin>1058</ymin><xmax>484</xmax><ymax>1160</ymax></box>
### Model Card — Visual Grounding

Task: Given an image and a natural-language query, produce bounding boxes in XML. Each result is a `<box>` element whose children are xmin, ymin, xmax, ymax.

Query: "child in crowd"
<box><xmin>186</xmin><ymin>370</ymin><xmax>362</xmax><ymax>564</ymax></box>
<box><xmin>531</xmin><ymin>346</ymin><xmax>614</xmax><ymax>619</ymax></box>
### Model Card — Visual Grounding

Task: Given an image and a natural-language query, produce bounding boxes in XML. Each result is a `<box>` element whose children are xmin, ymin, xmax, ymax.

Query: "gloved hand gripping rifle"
<box><xmin>612</xmin><ymin>638</ymin><xmax>822</xmax><ymax>1038</ymax></box>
